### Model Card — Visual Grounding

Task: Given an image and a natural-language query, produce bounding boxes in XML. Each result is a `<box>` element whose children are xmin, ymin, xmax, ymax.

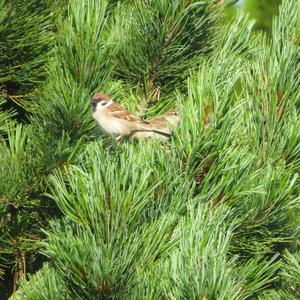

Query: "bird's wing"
<box><xmin>149</xmin><ymin>117</ymin><xmax>167</xmax><ymax>126</ymax></box>
<box><xmin>109</xmin><ymin>102</ymin><xmax>149</xmax><ymax>124</ymax></box>
<box><xmin>148</xmin><ymin>118</ymin><xmax>169</xmax><ymax>131</ymax></box>
<box><xmin>107</xmin><ymin>102</ymin><xmax>170</xmax><ymax>137</ymax></box>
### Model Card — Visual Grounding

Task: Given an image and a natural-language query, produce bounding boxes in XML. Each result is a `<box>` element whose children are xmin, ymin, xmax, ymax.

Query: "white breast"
<box><xmin>92</xmin><ymin>111</ymin><xmax>133</xmax><ymax>136</ymax></box>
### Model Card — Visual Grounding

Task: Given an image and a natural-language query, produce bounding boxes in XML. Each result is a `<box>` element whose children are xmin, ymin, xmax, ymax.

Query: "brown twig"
<box><xmin>0</xmin><ymin>92</ymin><xmax>35</xmax><ymax>100</ymax></box>
<box><xmin>21</xmin><ymin>253</ymin><xmax>26</xmax><ymax>279</ymax></box>
<box><xmin>13</xmin><ymin>253</ymin><xmax>19</xmax><ymax>293</ymax></box>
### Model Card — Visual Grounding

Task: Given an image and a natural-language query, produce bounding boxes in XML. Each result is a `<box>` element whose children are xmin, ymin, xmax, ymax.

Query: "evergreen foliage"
<box><xmin>0</xmin><ymin>0</ymin><xmax>299</xmax><ymax>299</ymax></box>
<box><xmin>0</xmin><ymin>0</ymin><xmax>58</xmax><ymax>115</ymax></box>
<box><xmin>244</xmin><ymin>0</ymin><xmax>282</xmax><ymax>34</ymax></box>
<box><xmin>224</xmin><ymin>1</ymin><xmax>282</xmax><ymax>36</ymax></box>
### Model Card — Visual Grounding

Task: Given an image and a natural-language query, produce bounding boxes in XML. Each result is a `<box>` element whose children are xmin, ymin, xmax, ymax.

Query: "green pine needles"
<box><xmin>0</xmin><ymin>0</ymin><xmax>300</xmax><ymax>299</ymax></box>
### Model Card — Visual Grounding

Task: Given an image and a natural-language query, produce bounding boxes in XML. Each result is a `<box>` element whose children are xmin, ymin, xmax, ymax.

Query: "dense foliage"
<box><xmin>244</xmin><ymin>0</ymin><xmax>282</xmax><ymax>34</ymax></box>
<box><xmin>0</xmin><ymin>0</ymin><xmax>299</xmax><ymax>299</ymax></box>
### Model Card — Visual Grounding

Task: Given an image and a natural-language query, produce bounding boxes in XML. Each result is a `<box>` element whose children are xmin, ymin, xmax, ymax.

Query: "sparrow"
<box><xmin>91</xmin><ymin>92</ymin><xmax>171</xmax><ymax>140</ymax></box>
<box><xmin>131</xmin><ymin>111</ymin><xmax>180</xmax><ymax>140</ymax></box>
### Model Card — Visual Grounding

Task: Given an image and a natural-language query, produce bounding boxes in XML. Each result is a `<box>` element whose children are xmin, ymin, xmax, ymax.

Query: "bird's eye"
<box><xmin>101</xmin><ymin>102</ymin><xmax>106</xmax><ymax>106</ymax></box>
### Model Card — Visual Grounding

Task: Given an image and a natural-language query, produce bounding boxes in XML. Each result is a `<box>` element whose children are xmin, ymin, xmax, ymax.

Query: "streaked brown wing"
<box><xmin>149</xmin><ymin>117</ymin><xmax>166</xmax><ymax>125</ymax></box>
<box><xmin>110</xmin><ymin>102</ymin><xmax>148</xmax><ymax>124</ymax></box>
<box><xmin>108</xmin><ymin>102</ymin><xmax>126</xmax><ymax>112</ymax></box>
<box><xmin>148</xmin><ymin>117</ymin><xmax>168</xmax><ymax>130</ymax></box>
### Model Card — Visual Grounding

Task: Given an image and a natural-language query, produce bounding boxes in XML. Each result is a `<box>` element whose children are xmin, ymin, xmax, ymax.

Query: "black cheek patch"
<box><xmin>92</xmin><ymin>101</ymin><xmax>97</xmax><ymax>111</ymax></box>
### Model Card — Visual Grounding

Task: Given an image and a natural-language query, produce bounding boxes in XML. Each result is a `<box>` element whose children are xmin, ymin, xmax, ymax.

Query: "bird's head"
<box><xmin>163</xmin><ymin>111</ymin><xmax>181</xmax><ymax>125</ymax></box>
<box><xmin>91</xmin><ymin>92</ymin><xmax>113</xmax><ymax>112</ymax></box>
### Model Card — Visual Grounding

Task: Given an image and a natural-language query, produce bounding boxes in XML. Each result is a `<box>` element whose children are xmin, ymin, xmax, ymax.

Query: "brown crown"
<box><xmin>92</xmin><ymin>92</ymin><xmax>112</xmax><ymax>102</ymax></box>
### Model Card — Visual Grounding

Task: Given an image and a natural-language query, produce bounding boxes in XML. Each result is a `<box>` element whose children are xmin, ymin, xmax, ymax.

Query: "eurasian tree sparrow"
<box><xmin>131</xmin><ymin>111</ymin><xmax>180</xmax><ymax>140</ymax></box>
<box><xmin>92</xmin><ymin>92</ymin><xmax>171</xmax><ymax>140</ymax></box>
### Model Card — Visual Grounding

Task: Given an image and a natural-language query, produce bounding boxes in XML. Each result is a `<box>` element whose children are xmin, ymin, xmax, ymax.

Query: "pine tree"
<box><xmin>0</xmin><ymin>0</ymin><xmax>299</xmax><ymax>299</ymax></box>
<box><xmin>224</xmin><ymin>1</ymin><xmax>282</xmax><ymax>36</ymax></box>
<box><xmin>244</xmin><ymin>0</ymin><xmax>282</xmax><ymax>34</ymax></box>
